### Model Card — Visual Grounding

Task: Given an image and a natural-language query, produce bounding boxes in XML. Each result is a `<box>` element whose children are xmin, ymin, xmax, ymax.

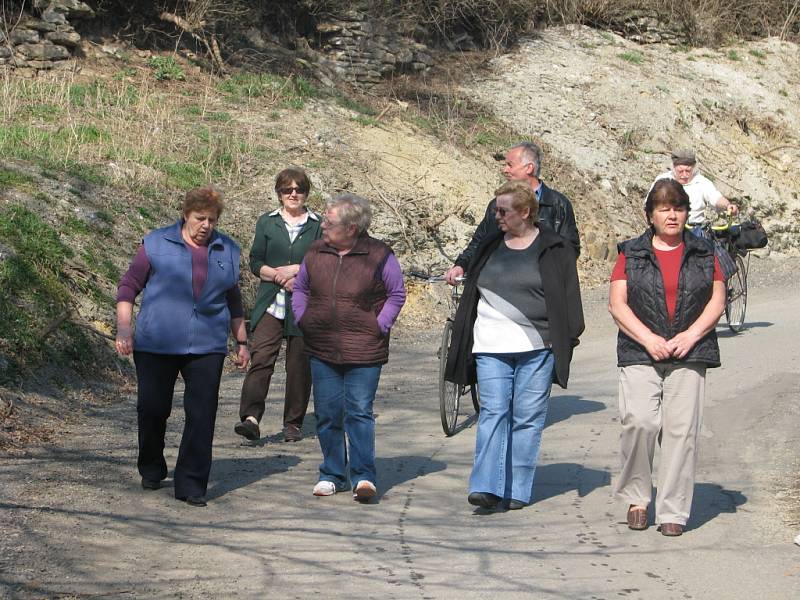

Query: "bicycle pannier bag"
<box><xmin>735</xmin><ymin>221</ymin><xmax>768</xmax><ymax>250</ymax></box>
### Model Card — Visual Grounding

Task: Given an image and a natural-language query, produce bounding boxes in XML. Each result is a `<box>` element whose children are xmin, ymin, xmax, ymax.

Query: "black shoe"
<box><xmin>507</xmin><ymin>499</ymin><xmax>527</xmax><ymax>510</ymax></box>
<box><xmin>468</xmin><ymin>492</ymin><xmax>501</xmax><ymax>509</ymax></box>
<box><xmin>234</xmin><ymin>419</ymin><xmax>260</xmax><ymax>441</ymax></box>
<box><xmin>141</xmin><ymin>477</ymin><xmax>161</xmax><ymax>490</ymax></box>
<box><xmin>178</xmin><ymin>495</ymin><xmax>207</xmax><ymax>507</ymax></box>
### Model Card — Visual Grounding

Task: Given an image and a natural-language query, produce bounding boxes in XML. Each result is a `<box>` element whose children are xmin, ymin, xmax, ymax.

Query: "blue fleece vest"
<box><xmin>134</xmin><ymin>220</ymin><xmax>241</xmax><ymax>355</ymax></box>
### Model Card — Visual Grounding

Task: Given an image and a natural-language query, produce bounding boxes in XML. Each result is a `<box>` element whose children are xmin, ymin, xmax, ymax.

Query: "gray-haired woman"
<box><xmin>291</xmin><ymin>194</ymin><xmax>406</xmax><ymax>502</ymax></box>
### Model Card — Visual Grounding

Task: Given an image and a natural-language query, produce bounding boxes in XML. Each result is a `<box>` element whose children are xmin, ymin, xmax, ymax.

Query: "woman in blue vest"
<box><xmin>235</xmin><ymin>167</ymin><xmax>322</xmax><ymax>443</ymax></box>
<box><xmin>116</xmin><ymin>186</ymin><xmax>249</xmax><ymax>507</ymax></box>
<box><xmin>609</xmin><ymin>179</ymin><xmax>725</xmax><ymax>536</ymax></box>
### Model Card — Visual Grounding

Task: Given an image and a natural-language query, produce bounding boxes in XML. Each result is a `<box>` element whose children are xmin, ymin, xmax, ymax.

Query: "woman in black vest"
<box><xmin>609</xmin><ymin>179</ymin><xmax>725</xmax><ymax>536</ymax></box>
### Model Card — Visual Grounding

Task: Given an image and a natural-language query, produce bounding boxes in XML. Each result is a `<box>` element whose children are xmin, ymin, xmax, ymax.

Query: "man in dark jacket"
<box><xmin>445</xmin><ymin>142</ymin><xmax>580</xmax><ymax>284</ymax></box>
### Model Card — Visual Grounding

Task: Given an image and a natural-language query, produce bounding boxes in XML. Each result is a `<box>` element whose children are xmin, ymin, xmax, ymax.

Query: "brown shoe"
<box><xmin>627</xmin><ymin>505</ymin><xmax>648</xmax><ymax>530</ymax></box>
<box><xmin>284</xmin><ymin>424</ymin><xmax>302</xmax><ymax>442</ymax></box>
<box><xmin>659</xmin><ymin>523</ymin><xmax>684</xmax><ymax>536</ymax></box>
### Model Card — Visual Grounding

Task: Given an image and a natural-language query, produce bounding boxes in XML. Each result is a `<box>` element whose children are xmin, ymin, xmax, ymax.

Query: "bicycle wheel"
<box><xmin>438</xmin><ymin>320</ymin><xmax>460</xmax><ymax>436</ymax></box>
<box><xmin>725</xmin><ymin>253</ymin><xmax>747</xmax><ymax>332</ymax></box>
<box><xmin>470</xmin><ymin>382</ymin><xmax>480</xmax><ymax>414</ymax></box>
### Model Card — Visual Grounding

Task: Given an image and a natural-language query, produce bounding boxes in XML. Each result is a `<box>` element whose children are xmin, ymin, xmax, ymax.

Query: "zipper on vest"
<box><xmin>331</xmin><ymin>255</ymin><xmax>343</xmax><ymax>361</ymax></box>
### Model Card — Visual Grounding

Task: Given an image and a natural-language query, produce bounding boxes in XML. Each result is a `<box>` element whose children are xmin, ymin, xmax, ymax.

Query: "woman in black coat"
<box><xmin>445</xmin><ymin>180</ymin><xmax>584</xmax><ymax>510</ymax></box>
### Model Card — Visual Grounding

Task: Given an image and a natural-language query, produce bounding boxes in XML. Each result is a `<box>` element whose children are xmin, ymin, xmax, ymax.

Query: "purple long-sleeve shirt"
<box><xmin>292</xmin><ymin>251</ymin><xmax>405</xmax><ymax>334</ymax></box>
<box><xmin>117</xmin><ymin>244</ymin><xmax>244</xmax><ymax>319</ymax></box>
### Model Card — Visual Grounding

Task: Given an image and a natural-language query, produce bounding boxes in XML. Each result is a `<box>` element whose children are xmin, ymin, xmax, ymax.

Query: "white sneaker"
<box><xmin>313</xmin><ymin>481</ymin><xmax>337</xmax><ymax>496</ymax></box>
<box><xmin>353</xmin><ymin>480</ymin><xmax>376</xmax><ymax>502</ymax></box>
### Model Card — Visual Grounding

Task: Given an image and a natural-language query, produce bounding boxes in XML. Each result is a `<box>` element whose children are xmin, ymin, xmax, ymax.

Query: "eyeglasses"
<box><xmin>279</xmin><ymin>186</ymin><xmax>305</xmax><ymax>195</ymax></box>
<box><xmin>322</xmin><ymin>217</ymin><xmax>344</xmax><ymax>228</ymax></box>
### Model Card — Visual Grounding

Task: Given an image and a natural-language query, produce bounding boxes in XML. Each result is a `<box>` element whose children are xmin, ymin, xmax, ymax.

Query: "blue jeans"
<box><xmin>470</xmin><ymin>350</ymin><xmax>555</xmax><ymax>504</ymax></box>
<box><xmin>310</xmin><ymin>358</ymin><xmax>382</xmax><ymax>490</ymax></box>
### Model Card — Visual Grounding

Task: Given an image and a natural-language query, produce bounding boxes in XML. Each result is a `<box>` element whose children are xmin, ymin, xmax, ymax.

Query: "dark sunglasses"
<box><xmin>279</xmin><ymin>186</ymin><xmax>305</xmax><ymax>195</ymax></box>
<box><xmin>494</xmin><ymin>206</ymin><xmax>514</xmax><ymax>216</ymax></box>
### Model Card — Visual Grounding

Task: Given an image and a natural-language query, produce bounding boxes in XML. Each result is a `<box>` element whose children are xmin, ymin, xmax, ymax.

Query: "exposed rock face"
<box><xmin>611</xmin><ymin>9</ymin><xmax>688</xmax><ymax>45</ymax></box>
<box><xmin>313</xmin><ymin>10</ymin><xmax>435</xmax><ymax>86</ymax></box>
<box><xmin>2</xmin><ymin>1</ymin><xmax>95</xmax><ymax>69</ymax></box>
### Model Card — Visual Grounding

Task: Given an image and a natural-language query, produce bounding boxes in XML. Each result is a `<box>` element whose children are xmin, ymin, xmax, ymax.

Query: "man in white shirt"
<box><xmin>651</xmin><ymin>149</ymin><xmax>738</xmax><ymax>227</ymax></box>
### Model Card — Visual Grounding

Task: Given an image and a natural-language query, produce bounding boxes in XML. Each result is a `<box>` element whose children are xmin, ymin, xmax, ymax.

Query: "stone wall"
<box><xmin>611</xmin><ymin>10</ymin><xmax>687</xmax><ymax>45</ymax></box>
<box><xmin>313</xmin><ymin>10</ymin><xmax>434</xmax><ymax>86</ymax></box>
<box><xmin>0</xmin><ymin>1</ymin><xmax>94</xmax><ymax>71</ymax></box>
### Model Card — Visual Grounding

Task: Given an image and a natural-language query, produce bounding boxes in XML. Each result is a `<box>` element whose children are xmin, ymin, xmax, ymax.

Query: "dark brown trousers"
<box><xmin>238</xmin><ymin>313</ymin><xmax>312</xmax><ymax>428</ymax></box>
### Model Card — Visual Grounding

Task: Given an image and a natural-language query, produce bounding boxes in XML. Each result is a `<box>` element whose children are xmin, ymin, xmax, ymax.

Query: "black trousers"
<box><xmin>133</xmin><ymin>351</ymin><xmax>225</xmax><ymax>498</ymax></box>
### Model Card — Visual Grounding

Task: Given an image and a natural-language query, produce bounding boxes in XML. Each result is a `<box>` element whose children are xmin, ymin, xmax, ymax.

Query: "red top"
<box><xmin>611</xmin><ymin>243</ymin><xmax>723</xmax><ymax>321</ymax></box>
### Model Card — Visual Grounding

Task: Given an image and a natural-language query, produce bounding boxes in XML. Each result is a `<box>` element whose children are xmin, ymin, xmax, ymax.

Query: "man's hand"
<box><xmin>444</xmin><ymin>265</ymin><xmax>465</xmax><ymax>286</ymax></box>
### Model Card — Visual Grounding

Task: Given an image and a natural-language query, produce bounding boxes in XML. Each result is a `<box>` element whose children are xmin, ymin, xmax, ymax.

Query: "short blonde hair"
<box><xmin>494</xmin><ymin>180</ymin><xmax>538</xmax><ymax>224</ymax></box>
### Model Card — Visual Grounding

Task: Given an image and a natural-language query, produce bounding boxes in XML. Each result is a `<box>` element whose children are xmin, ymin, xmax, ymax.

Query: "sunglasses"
<box><xmin>494</xmin><ymin>207</ymin><xmax>514</xmax><ymax>217</ymax></box>
<box><xmin>279</xmin><ymin>186</ymin><xmax>305</xmax><ymax>195</ymax></box>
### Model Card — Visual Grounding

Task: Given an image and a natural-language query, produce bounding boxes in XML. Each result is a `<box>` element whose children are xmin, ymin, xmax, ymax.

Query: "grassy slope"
<box><xmin>0</xmin><ymin>53</ymin><xmax>520</xmax><ymax>392</ymax></box>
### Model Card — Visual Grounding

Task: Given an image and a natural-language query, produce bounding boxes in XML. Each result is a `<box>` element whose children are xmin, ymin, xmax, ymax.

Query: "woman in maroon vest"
<box><xmin>292</xmin><ymin>193</ymin><xmax>406</xmax><ymax>502</ymax></box>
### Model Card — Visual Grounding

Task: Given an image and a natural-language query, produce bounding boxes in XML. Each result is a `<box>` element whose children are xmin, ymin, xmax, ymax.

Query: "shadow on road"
<box><xmin>375</xmin><ymin>455</ymin><xmax>447</xmax><ymax>499</ymax></box>
<box><xmin>207</xmin><ymin>454</ymin><xmax>302</xmax><ymax>500</ymax></box>
<box><xmin>546</xmin><ymin>395</ymin><xmax>606</xmax><ymax>428</ymax></box>
<box><xmin>716</xmin><ymin>321</ymin><xmax>773</xmax><ymax>337</ymax></box>
<box><xmin>531</xmin><ymin>462</ymin><xmax>611</xmax><ymax>504</ymax></box>
<box><xmin>687</xmin><ymin>483</ymin><xmax>747</xmax><ymax>531</ymax></box>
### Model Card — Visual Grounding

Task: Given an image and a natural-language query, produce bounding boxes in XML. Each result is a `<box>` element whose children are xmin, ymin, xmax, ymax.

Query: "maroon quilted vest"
<box><xmin>299</xmin><ymin>235</ymin><xmax>392</xmax><ymax>365</ymax></box>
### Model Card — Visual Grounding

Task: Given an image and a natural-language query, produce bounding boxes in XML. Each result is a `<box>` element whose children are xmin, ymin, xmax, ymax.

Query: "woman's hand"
<box><xmin>273</xmin><ymin>265</ymin><xmax>299</xmax><ymax>287</ymax></box>
<box><xmin>282</xmin><ymin>277</ymin><xmax>295</xmax><ymax>293</ymax></box>
<box><xmin>643</xmin><ymin>333</ymin><xmax>672</xmax><ymax>361</ymax></box>
<box><xmin>667</xmin><ymin>330</ymin><xmax>701</xmax><ymax>359</ymax></box>
<box><xmin>115</xmin><ymin>325</ymin><xmax>133</xmax><ymax>356</ymax></box>
<box><xmin>233</xmin><ymin>344</ymin><xmax>250</xmax><ymax>370</ymax></box>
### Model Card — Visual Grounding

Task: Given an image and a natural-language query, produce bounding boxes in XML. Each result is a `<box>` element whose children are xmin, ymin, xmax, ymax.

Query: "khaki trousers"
<box><xmin>614</xmin><ymin>363</ymin><xmax>706</xmax><ymax>526</ymax></box>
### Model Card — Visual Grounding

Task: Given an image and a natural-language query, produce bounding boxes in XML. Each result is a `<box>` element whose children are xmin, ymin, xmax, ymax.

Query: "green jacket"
<box><xmin>249</xmin><ymin>209</ymin><xmax>322</xmax><ymax>336</ymax></box>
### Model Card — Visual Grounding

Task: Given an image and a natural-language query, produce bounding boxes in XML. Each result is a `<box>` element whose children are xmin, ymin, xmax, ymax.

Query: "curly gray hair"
<box><xmin>326</xmin><ymin>193</ymin><xmax>372</xmax><ymax>235</ymax></box>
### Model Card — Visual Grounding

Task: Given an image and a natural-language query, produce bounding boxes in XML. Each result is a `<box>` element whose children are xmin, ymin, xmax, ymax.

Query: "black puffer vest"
<box><xmin>616</xmin><ymin>230</ymin><xmax>720</xmax><ymax>368</ymax></box>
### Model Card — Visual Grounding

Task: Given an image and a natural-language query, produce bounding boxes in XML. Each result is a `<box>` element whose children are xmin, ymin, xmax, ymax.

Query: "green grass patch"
<box><xmin>217</xmin><ymin>73</ymin><xmax>317</xmax><ymax>109</ymax></box>
<box><xmin>779</xmin><ymin>88</ymin><xmax>788</xmax><ymax>97</ymax></box>
<box><xmin>336</xmin><ymin>96</ymin><xmax>377</xmax><ymax>115</ymax></box>
<box><xmin>748</xmin><ymin>49</ymin><xmax>766</xmax><ymax>58</ymax></box>
<box><xmin>207</xmin><ymin>111</ymin><xmax>232</xmax><ymax>123</ymax></box>
<box><xmin>351</xmin><ymin>116</ymin><xmax>379</xmax><ymax>127</ymax></box>
<box><xmin>0</xmin><ymin>167</ymin><xmax>36</xmax><ymax>191</ymax></box>
<box><xmin>727</xmin><ymin>50</ymin><xmax>741</xmax><ymax>61</ymax></box>
<box><xmin>147</xmin><ymin>56</ymin><xmax>186</xmax><ymax>81</ymax></box>
<box><xmin>618</xmin><ymin>51</ymin><xmax>645</xmax><ymax>65</ymax></box>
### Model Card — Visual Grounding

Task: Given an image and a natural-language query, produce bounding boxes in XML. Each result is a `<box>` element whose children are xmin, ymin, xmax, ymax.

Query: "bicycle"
<box><xmin>699</xmin><ymin>218</ymin><xmax>748</xmax><ymax>332</ymax></box>
<box><xmin>408</xmin><ymin>272</ymin><xmax>480</xmax><ymax>436</ymax></box>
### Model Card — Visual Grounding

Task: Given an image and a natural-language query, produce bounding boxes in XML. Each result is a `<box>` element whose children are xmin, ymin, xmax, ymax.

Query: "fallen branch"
<box><xmin>365</xmin><ymin>175</ymin><xmax>416</xmax><ymax>252</ymax></box>
<box><xmin>757</xmin><ymin>144</ymin><xmax>800</xmax><ymax>158</ymax></box>
<box><xmin>159</xmin><ymin>11</ymin><xmax>226</xmax><ymax>74</ymax></box>
<box><xmin>39</xmin><ymin>310</ymin><xmax>72</xmax><ymax>341</ymax></box>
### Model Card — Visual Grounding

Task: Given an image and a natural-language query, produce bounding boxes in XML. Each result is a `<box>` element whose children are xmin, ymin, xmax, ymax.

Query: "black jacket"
<box><xmin>616</xmin><ymin>230</ymin><xmax>720</xmax><ymax>368</ymax></box>
<box><xmin>445</xmin><ymin>226</ymin><xmax>584</xmax><ymax>389</ymax></box>
<box><xmin>454</xmin><ymin>182</ymin><xmax>580</xmax><ymax>268</ymax></box>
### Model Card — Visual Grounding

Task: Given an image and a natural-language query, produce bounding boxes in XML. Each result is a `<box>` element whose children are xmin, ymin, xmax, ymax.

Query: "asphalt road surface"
<box><xmin>1</xmin><ymin>260</ymin><xmax>798</xmax><ymax>599</ymax></box>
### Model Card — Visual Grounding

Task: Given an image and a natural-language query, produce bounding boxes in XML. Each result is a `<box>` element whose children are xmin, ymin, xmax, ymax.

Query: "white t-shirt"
<box><xmin>652</xmin><ymin>171</ymin><xmax>724</xmax><ymax>224</ymax></box>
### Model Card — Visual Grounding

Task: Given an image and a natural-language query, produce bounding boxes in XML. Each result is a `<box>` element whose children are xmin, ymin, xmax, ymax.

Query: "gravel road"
<box><xmin>1</xmin><ymin>257</ymin><xmax>798</xmax><ymax>599</ymax></box>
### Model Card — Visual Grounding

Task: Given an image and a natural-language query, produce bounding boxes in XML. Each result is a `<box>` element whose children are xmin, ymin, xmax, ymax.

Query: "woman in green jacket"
<box><xmin>235</xmin><ymin>168</ymin><xmax>322</xmax><ymax>442</ymax></box>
